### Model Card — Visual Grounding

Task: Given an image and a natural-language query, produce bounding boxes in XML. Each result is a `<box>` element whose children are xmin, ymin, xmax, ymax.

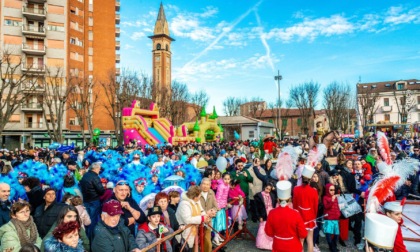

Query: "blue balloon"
<box><xmin>48</xmin><ymin>142</ymin><xmax>60</xmax><ymax>150</ymax></box>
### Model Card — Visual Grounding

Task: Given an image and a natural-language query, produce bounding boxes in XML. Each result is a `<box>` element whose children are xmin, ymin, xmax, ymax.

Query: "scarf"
<box><xmin>11</xmin><ymin>216</ymin><xmax>38</xmax><ymax>247</ymax></box>
<box><xmin>365</xmin><ymin>154</ymin><xmax>376</xmax><ymax>167</ymax></box>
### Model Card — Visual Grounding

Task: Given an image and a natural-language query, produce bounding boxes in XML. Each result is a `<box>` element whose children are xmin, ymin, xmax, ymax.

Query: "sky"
<box><xmin>119</xmin><ymin>0</ymin><xmax>420</xmax><ymax>114</ymax></box>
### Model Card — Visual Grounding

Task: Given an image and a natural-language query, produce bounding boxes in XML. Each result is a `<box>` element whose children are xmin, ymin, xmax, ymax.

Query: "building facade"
<box><xmin>357</xmin><ymin>79</ymin><xmax>420</xmax><ymax>134</ymax></box>
<box><xmin>0</xmin><ymin>0</ymin><xmax>119</xmax><ymax>149</ymax></box>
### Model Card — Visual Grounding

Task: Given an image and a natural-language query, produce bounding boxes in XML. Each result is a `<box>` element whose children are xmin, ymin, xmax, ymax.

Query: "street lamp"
<box><xmin>274</xmin><ymin>70</ymin><xmax>282</xmax><ymax>140</ymax></box>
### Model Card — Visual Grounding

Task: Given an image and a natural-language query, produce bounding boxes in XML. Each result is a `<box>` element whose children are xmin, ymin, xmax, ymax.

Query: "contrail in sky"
<box><xmin>181</xmin><ymin>0</ymin><xmax>264</xmax><ymax>70</ymax></box>
<box><xmin>254</xmin><ymin>9</ymin><xmax>275</xmax><ymax>72</ymax></box>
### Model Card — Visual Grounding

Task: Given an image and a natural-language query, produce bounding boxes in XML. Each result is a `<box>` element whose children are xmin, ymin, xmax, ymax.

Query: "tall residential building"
<box><xmin>0</xmin><ymin>0</ymin><xmax>119</xmax><ymax>149</ymax></box>
<box><xmin>149</xmin><ymin>3</ymin><xmax>174</xmax><ymax>106</ymax></box>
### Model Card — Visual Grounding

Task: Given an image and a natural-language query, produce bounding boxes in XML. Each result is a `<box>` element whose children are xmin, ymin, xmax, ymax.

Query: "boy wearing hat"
<box><xmin>364</xmin><ymin>213</ymin><xmax>398</xmax><ymax>252</ymax></box>
<box><xmin>136</xmin><ymin>206</ymin><xmax>173</xmax><ymax>252</ymax></box>
<box><xmin>292</xmin><ymin>165</ymin><xmax>318</xmax><ymax>252</ymax></box>
<box><xmin>384</xmin><ymin>201</ymin><xmax>408</xmax><ymax>252</ymax></box>
<box><xmin>265</xmin><ymin>181</ymin><xmax>307</xmax><ymax>252</ymax></box>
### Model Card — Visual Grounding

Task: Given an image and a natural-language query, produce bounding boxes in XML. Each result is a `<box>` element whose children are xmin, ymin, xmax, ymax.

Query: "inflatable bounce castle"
<box><xmin>122</xmin><ymin>101</ymin><xmax>195</xmax><ymax>146</ymax></box>
<box><xmin>180</xmin><ymin>106</ymin><xmax>224</xmax><ymax>143</ymax></box>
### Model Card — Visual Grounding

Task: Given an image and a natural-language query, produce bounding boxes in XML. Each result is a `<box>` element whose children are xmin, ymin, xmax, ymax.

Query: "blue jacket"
<box><xmin>44</xmin><ymin>236</ymin><xmax>84</xmax><ymax>252</ymax></box>
<box><xmin>0</xmin><ymin>200</ymin><xmax>11</xmax><ymax>227</ymax></box>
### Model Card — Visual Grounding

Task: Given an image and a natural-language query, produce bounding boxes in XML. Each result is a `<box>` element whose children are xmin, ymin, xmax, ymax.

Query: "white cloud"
<box><xmin>200</xmin><ymin>6</ymin><xmax>218</xmax><ymax>18</ymax></box>
<box><xmin>123</xmin><ymin>44</ymin><xmax>134</xmax><ymax>50</ymax></box>
<box><xmin>170</xmin><ymin>14</ymin><xmax>216</xmax><ymax>41</ymax></box>
<box><xmin>384</xmin><ymin>6</ymin><xmax>420</xmax><ymax>25</ymax></box>
<box><xmin>130</xmin><ymin>31</ymin><xmax>146</xmax><ymax>41</ymax></box>
<box><xmin>266</xmin><ymin>14</ymin><xmax>354</xmax><ymax>42</ymax></box>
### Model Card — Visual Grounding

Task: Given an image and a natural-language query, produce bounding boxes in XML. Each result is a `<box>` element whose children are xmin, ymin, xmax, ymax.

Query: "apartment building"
<box><xmin>357</xmin><ymin>79</ymin><xmax>420</xmax><ymax>134</ymax></box>
<box><xmin>0</xmin><ymin>0</ymin><xmax>119</xmax><ymax>149</ymax></box>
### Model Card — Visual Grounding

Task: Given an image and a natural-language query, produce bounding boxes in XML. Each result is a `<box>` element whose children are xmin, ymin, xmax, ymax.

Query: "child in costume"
<box><xmin>323</xmin><ymin>183</ymin><xmax>341</xmax><ymax>252</ymax></box>
<box><xmin>136</xmin><ymin>206</ymin><xmax>174</xmax><ymax>252</ymax></box>
<box><xmin>212</xmin><ymin>172</ymin><xmax>230</xmax><ymax>245</ymax></box>
<box><xmin>228</xmin><ymin>179</ymin><xmax>247</xmax><ymax>230</ymax></box>
<box><xmin>255</xmin><ymin>183</ymin><xmax>277</xmax><ymax>250</ymax></box>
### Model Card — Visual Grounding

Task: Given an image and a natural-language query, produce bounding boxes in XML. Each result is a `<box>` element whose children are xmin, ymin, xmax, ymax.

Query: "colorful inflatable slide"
<box><xmin>122</xmin><ymin>101</ymin><xmax>195</xmax><ymax>146</ymax></box>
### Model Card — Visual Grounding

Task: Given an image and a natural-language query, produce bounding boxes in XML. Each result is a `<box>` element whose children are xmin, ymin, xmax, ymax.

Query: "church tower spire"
<box><xmin>149</xmin><ymin>3</ymin><xmax>175</xmax><ymax>106</ymax></box>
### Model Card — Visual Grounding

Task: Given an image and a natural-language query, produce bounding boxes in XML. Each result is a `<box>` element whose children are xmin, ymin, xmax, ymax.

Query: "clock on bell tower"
<box><xmin>149</xmin><ymin>3</ymin><xmax>175</xmax><ymax>106</ymax></box>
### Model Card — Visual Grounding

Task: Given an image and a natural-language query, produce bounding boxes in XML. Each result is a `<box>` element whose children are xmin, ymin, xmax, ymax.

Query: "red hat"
<box><xmin>102</xmin><ymin>199</ymin><xmax>124</xmax><ymax>216</ymax></box>
<box><xmin>100</xmin><ymin>178</ymin><xmax>108</xmax><ymax>183</ymax></box>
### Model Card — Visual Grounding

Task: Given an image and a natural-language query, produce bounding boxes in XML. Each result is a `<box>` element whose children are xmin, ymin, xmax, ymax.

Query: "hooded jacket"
<box><xmin>136</xmin><ymin>222</ymin><xmax>173</xmax><ymax>252</ymax></box>
<box><xmin>215</xmin><ymin>179</ymin><xmax>229</xmax><ymax>209</ymax></box>
<box><xmin>322</xmin><ymin>183</ymin><xmax>341</xmax><ymax>220</ymax></box>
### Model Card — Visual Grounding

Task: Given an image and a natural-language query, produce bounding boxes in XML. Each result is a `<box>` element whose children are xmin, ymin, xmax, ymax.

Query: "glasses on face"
<box><xmin>329</xmin><ymin>189</ymin><xmax>335</xmax><ymax>191</ymax></box>
<box><xmin>116</xmin><ymin>181</ymin><xmax>129</xmax><ymax>186</ymax></box>
<box><xmin>16</xmin><ymin>209</ymin><xmax>30</xmax><ymax>215</ymax></box>
<box><xmin>237</xmin><ymin>165</ymin><xmax>244</xmax><ymax>168</ymax></box>
<box><xmin>415</xmin><ymin>150</ymin><xmax>419</xmax><ymax>152</ymax></box>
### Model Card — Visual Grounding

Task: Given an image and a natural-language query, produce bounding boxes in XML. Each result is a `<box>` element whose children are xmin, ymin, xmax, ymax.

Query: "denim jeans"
<box><xmin>326</xmin><ymin>233</ymin><xmax>338</xmax><ymax>252</ymax></box>
<box><xmin>84</xmin><ymin>200</ymin><xmax>101</xmax><ymax>242</ymax></box>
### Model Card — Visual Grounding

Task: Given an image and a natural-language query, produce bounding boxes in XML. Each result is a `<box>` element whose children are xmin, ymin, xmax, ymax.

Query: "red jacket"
<box><xmin>394</xmin><ymin>219</ymin><xmax>408</xmax><ymax>252</ymax></box>
<box><xmin>293</xmin><ymin>184</ymin><xmax>319</xmax><ymax>229</ymax></box>
<box><xmin>362</xmin><ymin>163</ymin><xmax>372</xmax><ymax>175</ymax></box>
<box><xmin>265</xmin><ymin>205</ymin><xmax>308</xmax><ymax>252</ymax></box>
<box><xmin>323</xmin><ymin>195</ymin><xmax>341</xmax><ymax>220</ymax></box>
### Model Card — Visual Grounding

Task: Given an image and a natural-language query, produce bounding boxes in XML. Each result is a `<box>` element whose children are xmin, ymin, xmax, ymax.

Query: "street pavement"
<box><xmin>222</xmin><ymin>221</ymin><xmax>362</xmax><ymax>252</ymax></box>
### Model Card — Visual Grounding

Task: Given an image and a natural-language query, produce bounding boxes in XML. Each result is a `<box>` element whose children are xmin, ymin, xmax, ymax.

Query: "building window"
<box><xmin>384</xmin><ymin>98</ymin><xmax>389</xmax><ymax>106</ymax></box>
<box><xmin>417</xmin><ymin>96</ymin><xmax>420</xmax><ymax>105</ymax></box>
<box><xmin>397</xmin><ymin>83</ymin><xmax>404</xmax><ymax>90</ymax></box>
<box><xmin>249</xmin><ymin>131</ymin><xmax>254</xmax><ymax>138</ymax></box>
<box><xmin>48</xmin><ymin>25</ymin><xmax>65</xmax><ymax>32</ymax></box>
<box><xmin>156</xmin><ymin>43</ymin><xmax>161</xmax><ymax>50</ymax></box>
<box><xmin>400</xmin><ymin>97</ymin><xmax>406</xmax><ymax>105</ymax></box>
<box><xmin>282</xmin><ymin>118</ymin><xmax>287</xmax><ymax>127</ymax></box>
<box><xmin>384</xmin><ymin>114</ymin><xmax>390</xmax><ymax>121</ymax></box>
<box><xmin>166</xmin><ymin>44</ymin><xmax>168</xmax><ymax>51</ymax></box>
<box><xmin>297</xmin><ymin>118</ymin><xmax>302</xmax><ymax>126</ymax></box>
<box><xmin>4</xmin><ymin>19</ymin><xmax>22</xmax><ymax>26</ymax></box>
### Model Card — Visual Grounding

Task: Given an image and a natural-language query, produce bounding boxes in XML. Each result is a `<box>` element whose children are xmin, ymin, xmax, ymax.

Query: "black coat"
<box><xmin>254</xmin><ymin>191</ymin><xmax>277</xmax><ymax>221</ymax></box>
<box><xmin>34</xmin><ymin>202</ymin><xmax>66</xmax><ymax>238</ymax></box>
<box><xmin>92</xmin><ymin>219</ymin><xmax>138</xmax><ymax>252</ymax></box>
<box><xmin>0</xmin><ymin>200</ymin><xmax>11</xmax><ymax>227</ymax></box>
<box><xmin>27</xmin><ymin>185</ymin><xmax>44</xmax><ymax>215</ymax></box>
<box><xmin>80</xmin><ymin>170</ymin><xmax>105</xmax><ymax>203</ymax></box>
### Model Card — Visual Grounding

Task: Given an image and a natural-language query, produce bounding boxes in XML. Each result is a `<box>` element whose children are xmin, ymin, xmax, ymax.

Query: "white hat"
<box><xmin>106</xmin><ymin>182</ymin><xmax>114</xmax><ymax>189</ymax></box>
<box><xmin>302</xmin><ymin>165</ymin><xmax>315</xmax><ymax>179</ymax></box>
<box><xmin>364</xmin><ymin>213</ymin><xmax>398</xmax><ymax>249</ymax></box>
<box><xmin>384</xmin><ymin>201</ymin><xmax>403</xmax><ymax>213</ymax></box>
<box><xmin>276</xmin><ymin>181</ymin><xmax>292</xmax><ymax>200</ymax></box>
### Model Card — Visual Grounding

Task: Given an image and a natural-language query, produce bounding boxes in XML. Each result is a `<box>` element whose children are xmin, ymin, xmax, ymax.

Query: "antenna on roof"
<box><xmin>358</xmin><ymin>75</ymin><xmax>362</xmax><ymax>83</ymax></box>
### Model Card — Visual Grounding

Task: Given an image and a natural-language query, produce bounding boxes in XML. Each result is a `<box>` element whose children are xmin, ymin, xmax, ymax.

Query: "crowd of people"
<box><xmin>0</xmin><ymin>133</ymin><xmax>418</xmax><ymax>252</ymax></box>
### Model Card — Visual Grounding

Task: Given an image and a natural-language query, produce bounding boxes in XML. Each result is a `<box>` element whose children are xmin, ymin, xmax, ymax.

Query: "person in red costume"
<box><xmin>263</xmin><ymin>136</ymin><xmax>277</xmax><ymax>154</ymax></box>
<box><xmin>293</xmin><ymin>165</ymin><xmax>319</xmax><ymax>252</ymax></box>
<box><xmin>265</xmin><ymin>181</ymin><xmax>307</xmax><ymax>252</ymax></box>
<box><xmin>384</xmin><ymin>201</ymin><xmax>408</xmax><ymax>252</ymax></box>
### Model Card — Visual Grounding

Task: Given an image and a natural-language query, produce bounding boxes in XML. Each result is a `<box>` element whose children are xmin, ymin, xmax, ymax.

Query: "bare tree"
<box><xmin>245</xmin><ymin>97</ymin><xmax>266</xmax><ymax>119</ymax></box>
<box><xmin>392</xmin><ymin>89</ymin><xmax>416</xmax><ymax>124</ymax></box>
<box><xmin>167</xmin><ymin>81</ymin><xmax>190</xmax><ymax>126</ymax></box>
<box><xmin>100</xmin><ymin>70</ymin><xmax>149</xmax><ymax>145</ymax></box>
<box><xmin>357</xmin><ymin>88</ymin><xmax>380</xmax><ymax>130</ymax></box>
<box><xmin>0</xmin><ymin>50</ymin><xmax>33</xmax><ymax>146</ymax></box>
<box><xmin>42</xmin><ymin>67</ymin><xmax>72</xmax><ymax>143</ymax></box>
<box><xmin>323</xmin><ymin>82</ymin><xmax>352</xmax><ymax>131</ymax></box>
<box><xmin>223</xmin><ymin>97</ymin><xmax>242</xmax><ymax>116</ymax></box>
<box><xmin>289</xmin><ymin>81</ymin><xmax>320</xmax><ymax>134</ymax></box>
<box><xmin>190</xmin><ymin>90</ymin><xmax>209</xmax><ymax>118</ymax></box>
<box><xmin>68</xmin><ymin>77</ymin><xmax>100</xmax><ymax>144</ymax></box>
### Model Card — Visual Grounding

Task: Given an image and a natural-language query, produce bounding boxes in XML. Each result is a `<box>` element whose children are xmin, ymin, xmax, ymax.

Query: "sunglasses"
<box><xmin>116</xmin><ymin>181</ymin><xmax>129</xmax><ymax>186</ymax></box>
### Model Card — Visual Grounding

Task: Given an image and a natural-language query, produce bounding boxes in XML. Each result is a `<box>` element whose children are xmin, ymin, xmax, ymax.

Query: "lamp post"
<box><xmin>274</xmin><ymin>70</ymin><xmax>282</xmax><ymax>140</ymax></box>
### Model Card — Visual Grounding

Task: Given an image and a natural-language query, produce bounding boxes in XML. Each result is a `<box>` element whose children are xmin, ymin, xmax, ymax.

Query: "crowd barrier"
<box><xmin>140</xmin><ymin>200</ymin><xmax>255</xmax><ymax>252</ymax></box>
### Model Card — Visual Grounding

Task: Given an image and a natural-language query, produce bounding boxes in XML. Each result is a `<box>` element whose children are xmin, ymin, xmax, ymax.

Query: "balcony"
<box><xmin>116</xmin><ymin>41</ymin><xmax>120</xmax><ymax>50</ymax></box>
<box><xmin>27</xmin><ymin>0</ymin><xmax>46</xmax><ymax>3</ymax></box>
<box><xmin>116</xmin><ymin>27</ymin><xmax>120</xmax><ymax>37</ymax></box>
<box><xmin>21</xmin><ymin>83</ymin><xmax>45</xmax><ymax>93</ymax></box>
<box><xmin>24</xmin><ymin>122</ymin><xmax>44</xmax><ymax>129</ymax></box>
<box><xmin>22</xmin><ymin>103</ymin><xmax>43</xmax><ymax>112</ymax></box>
<box><xmin>382</xmin><ymin>106</ymin><xmax>392</xmax><ymax>112</ymax></box>
<box><xmin>22</xmin><ymin>25</ymin><xmax>46</xmax><ymax>37</ymax></box>
<box><xmin>22</xmin><ymin>44</ymin><xmax>46</xmax><ymax>55</ymax></box>
<box><xmin>116</xmin><ymin>13</ymin><xmax>120</xmax><ymax>24</ymax></box>
<box><xmin>116</xmin><ymin>68</ymin><xmax>121</xmax><ymax>76</ymax></box>
<box><xmin>116</xmin><ymin>54</ymin><xmax>120</xmax><ymax>63</ymax></box>
<box><xmin>116</xmin><ymin>0</ymin><xmax>120</xmax><ymax>11</ymax></box>
<box><xmin>21</xmin><ymin>62</ymin><xmax>45</xmax><ymax>74</ymax></box>
<box><xmin>22</xmin><ymin>7</ymin><xmax>46</xmax><ymax>21</ymax></box>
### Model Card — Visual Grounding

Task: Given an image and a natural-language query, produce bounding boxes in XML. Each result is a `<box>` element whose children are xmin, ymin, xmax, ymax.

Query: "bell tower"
<box><xmin>149</xmin><ymin>3</ymin><xmax>175</xmax><ymax>105</ymax></box>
